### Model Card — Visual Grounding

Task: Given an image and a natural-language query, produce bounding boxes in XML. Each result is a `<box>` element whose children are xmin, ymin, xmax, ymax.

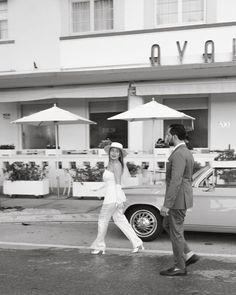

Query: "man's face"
<box><xmin>165</xmin><ymin>128</ymin><xmax>174</xmax><ymax>146</ymax></box>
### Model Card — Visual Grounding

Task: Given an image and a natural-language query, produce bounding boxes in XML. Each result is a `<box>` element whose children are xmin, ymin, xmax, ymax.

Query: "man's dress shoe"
<box><xmin>160</xmin><ymin>267</ymin><xmax>187</xmax><ymax>276</ymax></box>
<box><xmin>186</xmin><ymin>254</ymin><xmax>200</xmax><ymax>267</ymax></box>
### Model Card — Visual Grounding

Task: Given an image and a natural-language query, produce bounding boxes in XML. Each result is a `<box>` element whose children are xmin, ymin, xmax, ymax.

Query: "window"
<box><xmin>0</xmin><ymin>0</ymin><xmax>8</xmax><ymax>39</ymax></box>
<box><xmin>89</xmin><ymin>100</ymin><xmax>127</xmax><ymax>148</ymax></box>
<box><xmin>199</xmin><ymin>168</ymin><xmax>236</xmax><ymax>188</ymax></box>
<box><xmin>71</xmin><ymin>0</ymin><xmax>113</xmax><ymax>33</ymax></box>
<box><xmin>163</xmin><ymin>98</ymin><xmax>208</xmax><ymax>148</ymax></box>
<box><xmin>214</xmin><ymin>168</ymin><xmax>236</xmax><ymax>187</ymax></box>
<box><xmin>156</xmin><ymin>0</ymin><xmax>205</xmax><ymax>26</ymax></box>
<box><xmin>164</xmin><ymin>109</ymin><xmax>208</xmax><ymax>148</ymax></box>
<box><xmin>182</xmin><ymin>0</ymin><xmax>204</xmax><ymax>23</ymax></box>
<box><xmin>21</xmin><ymin>104</ymin><xmax>55</xmax><ymax>149</ymax></box>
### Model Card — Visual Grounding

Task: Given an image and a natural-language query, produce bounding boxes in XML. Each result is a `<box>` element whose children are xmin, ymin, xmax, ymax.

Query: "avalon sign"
<box><xmin>149</xmin><ymin>39</ymin><xmax>236</xmax><ymax>66</ymax></box>
<box><xmin>218</xmin><ymin>121</ymin><xmax>231</xmax><ymax>128</ymax></box>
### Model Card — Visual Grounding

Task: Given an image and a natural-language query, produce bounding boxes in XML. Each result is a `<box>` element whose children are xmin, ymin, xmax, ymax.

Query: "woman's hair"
<box><xmin>109</xmin><ymin>148</ymin><xmax>124</xmax><ymax>171</ymax></box>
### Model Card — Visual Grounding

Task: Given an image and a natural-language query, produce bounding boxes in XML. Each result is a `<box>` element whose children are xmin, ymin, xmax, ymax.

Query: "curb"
<box><xmin>0</xmin><ymin>210</ymin><xmax>99</xmax><ymax>223</ymax></box>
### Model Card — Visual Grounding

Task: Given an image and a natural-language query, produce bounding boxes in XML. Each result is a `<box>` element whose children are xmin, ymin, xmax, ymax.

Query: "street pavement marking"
<box><xmin>0</xmin><ymin>241</ymin><xmax>236</xmax><ymax>259</ymax></box>
<box><xmin>0</xmin><ymin>241</ymin><xmax>88</xmax><ymax>249</ymax></box>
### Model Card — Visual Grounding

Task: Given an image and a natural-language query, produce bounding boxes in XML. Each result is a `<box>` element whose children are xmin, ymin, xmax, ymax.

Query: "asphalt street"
<box><xmin>0</xmin><ymin>247</ymin><xmax>235</xmax><ymax>295</ymax></box>
<box><xmin>0</xmin><ymin>196</ymin><xmax>235</xmax><ymax>294</ymax></box>
<box><xmin>0</xmin><ymin>222</ymin><xmax>235</xmax><ymax>294</ymax></box>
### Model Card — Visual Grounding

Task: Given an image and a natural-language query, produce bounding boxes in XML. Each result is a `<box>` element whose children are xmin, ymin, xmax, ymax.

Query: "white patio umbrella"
<box><xmin>108</xmin><ymin>98</ymin><xmax>195</xmax><ymax>183</ymax></box>
<box><xmin>11</xmin><ymin>104</ymin><xmax>96</xmax><ymax>197</ymax></box>
<box><xmin>109</xmin><ymin>98</ymin><xmax>194</xmax><ymax>122</ymax></box>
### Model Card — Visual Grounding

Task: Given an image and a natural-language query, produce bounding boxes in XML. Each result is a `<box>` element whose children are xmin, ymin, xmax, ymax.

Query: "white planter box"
<box><xmin>0</xmin><ymin>150</ymin><xmax>16</xmax><ymax>156</ymax></box>
<box><xmin>98</xmin><ymin>149</ymin><xmax>107</xmax><ymax>156</ymax></box>
<box><xmin>45</xmin><ymin>149</ymin><xmax>62</xmax><ymax>156</ymax></box>
<box><xmin>73</xmin><ymin>182</ymin><xmax>105</xmax><ymax>198</ymax></box>
<box><xmin>3</xmin><ymin>179</ymin><xmax>49</xmax><ymax>196</ymax></box>
<box><xmin>154</xmin><ymin>148</ymin><xmax>170</xmax><ymax>157</ymax></box>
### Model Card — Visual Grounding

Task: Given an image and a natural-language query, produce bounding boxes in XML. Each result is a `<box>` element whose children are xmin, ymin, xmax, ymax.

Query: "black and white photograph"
<box><xmin>0</xmin><ymin>0</ymin><xmax>235</xmax><ymax>294</ymax></box>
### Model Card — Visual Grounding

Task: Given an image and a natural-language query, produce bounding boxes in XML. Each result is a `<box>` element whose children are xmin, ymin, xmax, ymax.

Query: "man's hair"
<box><xmin>169</xmin><ymin>124</ymin><xmax>187</xmax><ymax>140</ymax></box>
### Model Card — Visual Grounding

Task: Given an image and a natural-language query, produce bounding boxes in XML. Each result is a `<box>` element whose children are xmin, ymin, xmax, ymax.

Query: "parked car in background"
<box><xmin>124</xmin><ymin>161</ymin><xmax>236</xmax><ymax>241</ymax></box>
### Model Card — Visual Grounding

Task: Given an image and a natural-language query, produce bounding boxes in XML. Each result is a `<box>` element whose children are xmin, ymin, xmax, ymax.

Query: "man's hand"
<box><xmin>160</xmin><ymin>206</ymin><xmax>170</xmax><ymax>217</ymax></box>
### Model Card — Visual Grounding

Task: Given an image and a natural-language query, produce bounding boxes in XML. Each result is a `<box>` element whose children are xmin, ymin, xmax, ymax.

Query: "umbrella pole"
<box><xmin>55</xmin><ymin>123</ymin><xmax>60</xmax><ymax>198</ymax></box>
<box><xmin>152</xmin><ymin>119</ymin><xmax>156</xmax><ymax>185</ymax></box>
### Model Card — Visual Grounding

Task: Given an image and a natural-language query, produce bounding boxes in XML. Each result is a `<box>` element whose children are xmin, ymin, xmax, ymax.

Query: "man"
<box><xmin>160</xmin><ymin>124</ymin><xmax>199</xmax><ymax>276</ymax></box>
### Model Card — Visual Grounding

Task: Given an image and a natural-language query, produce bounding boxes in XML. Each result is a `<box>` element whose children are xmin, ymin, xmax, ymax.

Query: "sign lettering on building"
<box><xmin>2</xmin><ymin>113</ymin><xmax>11</xmax><ymax>120</ymax></box>
<box><xmin>233</xmin><ymin>38</ymin><xmax>236</xmax><ymax>61</ymax></box>
<box><xmin>176</xmin><ymin>41</ymin><xmax>187</xmax><ymax>63</ymax></box>
<box><xmin>218</xmin><ymin>121</ymin><xmax>231</xmax><ymax>128</ymax></box>
<box><xmin>150</xmin><ymin>39</ymin><xmax>236</xmax><ymax>65</ymax></box>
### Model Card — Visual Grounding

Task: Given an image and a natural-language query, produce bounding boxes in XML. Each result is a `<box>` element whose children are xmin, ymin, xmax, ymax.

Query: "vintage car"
<box><xmin>123</xmin><ymin>161</ymin><xmax>236</xmax><ymax>241</ymax></box>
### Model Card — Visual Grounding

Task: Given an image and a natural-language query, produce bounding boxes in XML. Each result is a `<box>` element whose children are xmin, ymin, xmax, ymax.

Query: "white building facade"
<box><xmin>0</xmin><ymin>0</ymin><xmax>236</xmax><ymax>152</ymax></box>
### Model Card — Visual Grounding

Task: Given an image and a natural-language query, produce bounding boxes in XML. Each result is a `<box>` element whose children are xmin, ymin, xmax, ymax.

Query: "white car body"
<box><xmin>124</xmin><ymin>161</ymin><xmax>236</xmax><ymax>241</ymax></box>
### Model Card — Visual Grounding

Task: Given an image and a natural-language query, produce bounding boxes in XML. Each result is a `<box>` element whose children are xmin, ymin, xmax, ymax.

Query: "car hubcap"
<box><xmin>130</xmin><ymin>210</ymin><xmax>158</xmax><ymax>238</ymax></box>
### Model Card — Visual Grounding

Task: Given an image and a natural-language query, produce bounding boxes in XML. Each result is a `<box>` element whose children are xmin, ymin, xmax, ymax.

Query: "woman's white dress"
<box><xmin>90</xmin><ymin>169</ymin><xmax>142</xmax><ymax>251</ymax></box>
<box><xmin>103</xmin><ymin>169</ymin><xmax>126</xmax><ymax>205</ymax></box>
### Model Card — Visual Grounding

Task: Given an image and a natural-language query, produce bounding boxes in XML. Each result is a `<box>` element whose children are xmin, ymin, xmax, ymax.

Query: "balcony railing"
<box><xmin>0</xmin><ymin>148</ymin><xmax>218</xmax><ymax>196</ymax></box>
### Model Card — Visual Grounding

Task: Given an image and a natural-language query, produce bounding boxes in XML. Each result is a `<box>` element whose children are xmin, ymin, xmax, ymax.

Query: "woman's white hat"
<box><xmin>104</xmin><ymin>142</ymin><xmax>128</xmax><ymax>157</ymax></box>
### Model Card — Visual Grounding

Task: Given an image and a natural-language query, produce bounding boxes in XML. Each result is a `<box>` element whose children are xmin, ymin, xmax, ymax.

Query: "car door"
<box><xmin>185</xmin><ymin>167</ymin><xmax>236</xmax><ymax>232</ymax></box>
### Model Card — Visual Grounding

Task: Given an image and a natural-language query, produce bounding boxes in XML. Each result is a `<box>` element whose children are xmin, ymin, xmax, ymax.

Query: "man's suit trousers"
<box><xmin>163</xmin><ymin>209</ymin><xmax>190</xmax><ymax>269</ymax></box>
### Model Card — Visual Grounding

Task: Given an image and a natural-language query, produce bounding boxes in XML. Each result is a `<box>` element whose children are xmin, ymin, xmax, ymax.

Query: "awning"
<box><xmin>134</xmin><ymin>78</ymin><xmax>236</xmax><ymax>96</ymax></box>
<box><xmin>0</xmin><ymin>83</ymin><xmax>129</xmax><ymax>102</ymax></box>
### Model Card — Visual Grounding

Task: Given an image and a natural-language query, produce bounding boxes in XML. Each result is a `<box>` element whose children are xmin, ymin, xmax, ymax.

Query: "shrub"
<box><xmin>126</xmin><ymin>162</ymin><xmax>141</xmax><ymax>177</ymax></box>
<box><xmin>214</xmin><ymin>149</ymin><xmax>236</xmax><ymax>161</ymax></box>
<box><xmin>3</xmin><ymin>162</ymin><xmax>48</xmax><ymax>181</ymax></box>
<box><xmin>98</xmin><ymin>138</ymin><xmax>112</xmax><ymax>149</ymax></box>
<box><xmin>69</xmin><ymin>162</ymin><xmax>105</xmax><ymax>182</ymax></box>
<box><xmin>193</xmin><ymin>161</ymin><xmax>203</xmax><ymax>174</ymax></box>
<box><xmin>0</xmin><ymin>144</ymin><xmax>15</xmax><ymax>150</ymax></box>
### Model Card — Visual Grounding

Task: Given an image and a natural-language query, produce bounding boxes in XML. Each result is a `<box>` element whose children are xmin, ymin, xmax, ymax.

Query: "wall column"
<box><xmin>128</xmin><ymin>90</ymin><xmax>143</xmax><ymax>152</ymax></box>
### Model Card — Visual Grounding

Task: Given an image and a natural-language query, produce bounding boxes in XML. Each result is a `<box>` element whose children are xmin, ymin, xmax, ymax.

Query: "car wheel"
<box><xmin>126</xmin><ymin>205</ymin><xmax>163</xmax><ymax>241</ymax></box>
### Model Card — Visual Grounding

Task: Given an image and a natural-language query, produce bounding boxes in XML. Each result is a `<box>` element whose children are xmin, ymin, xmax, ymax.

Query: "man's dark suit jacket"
<box><xmin>164</xmin><ymin>144</ymin><xmax>194</xmax><ymax>209</ymax></box>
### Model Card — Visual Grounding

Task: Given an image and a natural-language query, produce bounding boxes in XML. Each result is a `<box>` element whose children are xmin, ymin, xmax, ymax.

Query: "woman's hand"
<box><xmin>117</xmin><ymin>202</ymin><xmax>125</xmax><ymax>212</ymax></box>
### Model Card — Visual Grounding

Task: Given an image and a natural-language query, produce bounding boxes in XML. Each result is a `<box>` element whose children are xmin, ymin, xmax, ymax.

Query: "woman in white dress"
<box><xmin>90</xmin><ymin>142</ymin><xmax>144</xmax><ymax>255</ymax></box>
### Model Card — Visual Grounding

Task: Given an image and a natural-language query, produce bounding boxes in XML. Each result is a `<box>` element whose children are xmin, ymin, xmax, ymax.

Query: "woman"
<box><xmin>90</xmin><ymin>142</ymin><xmax>144</xmax><ymax>255</ymax></box>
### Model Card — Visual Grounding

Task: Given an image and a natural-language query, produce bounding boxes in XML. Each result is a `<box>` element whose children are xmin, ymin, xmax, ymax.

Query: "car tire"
<box><xmin>125</xmin><ymin>205</ymin><xmax>163</xmax><ymax>241</ymax></box>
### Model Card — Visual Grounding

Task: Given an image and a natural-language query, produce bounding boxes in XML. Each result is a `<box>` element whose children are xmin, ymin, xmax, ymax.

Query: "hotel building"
<box><xmin>0</xmin><ymin>0</ymin><xmax>236</xmax><ymax>153</ymax></box>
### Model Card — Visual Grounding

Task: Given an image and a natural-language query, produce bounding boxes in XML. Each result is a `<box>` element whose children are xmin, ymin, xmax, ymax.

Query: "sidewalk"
<box><xmin>0</xmin><ymin>194</ymin><xmax>102</xmax><ymax>223</ymax></box>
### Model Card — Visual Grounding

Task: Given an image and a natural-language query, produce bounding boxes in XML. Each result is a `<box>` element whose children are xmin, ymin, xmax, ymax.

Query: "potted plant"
<box><xmin>2</xmin><ymin>161</ymin><xmax>49</xmax><ymax>197</ymax></box>
<box><xmin>125</xmin><ymin>162</ymin><xmax>141</xmax><ymax>186</ymax></box>
<box><xmin>97</xmin><ymin>138</ymin><xmax>112</xmax><ymax>155</ymax></box>
<box><xmin>214</xmin><ymin>149</ymin><xmax>236</xmax><ymax>161</ymax></box>
<box><xmin>70</xmin><ymin>162</ymin><xmax>105</xmax><ymax>198</ymax></box>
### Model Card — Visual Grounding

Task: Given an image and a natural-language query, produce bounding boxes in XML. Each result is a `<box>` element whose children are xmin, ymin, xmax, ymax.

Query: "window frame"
<box><xmin>70</xmin><ymin>0</ymin><xmax>114</xmax><ymax>35</ymax></box>
<box><xmin>199</xmin><ymin>168</ymin><xmax>236</xmax><ymax>188</ymax></box>
<box><xmin>199</xmin><ymin>171</ymin><xmax>213</xmax><ymax>188</ymax></box>
<box><xmin>163</xmin><ymin>97</ymin><xmax>209</xmax><ymax>149</ymax></box>
<box><xmin>155</xmin><ymin>0</ymin><xmax>206</xmax><ymax>28</ymax></box>
<box><xmin>0</xmin><ymin>0</ymin><xmax>8</xmax><ymax>40</ymax></box>
<box><xmin>214</xmin><ymin>168</ymin><xmax>236</xmax><ymax>188</ymax></box>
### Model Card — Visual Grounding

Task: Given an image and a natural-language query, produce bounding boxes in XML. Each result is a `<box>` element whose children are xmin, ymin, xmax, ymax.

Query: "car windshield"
<box><xmin>192</xmin><ymin>165</ymin><xmax>209</xmax><ymax>182</ymax></box>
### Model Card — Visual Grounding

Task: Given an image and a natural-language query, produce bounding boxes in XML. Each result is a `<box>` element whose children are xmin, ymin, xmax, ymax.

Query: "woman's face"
<box><xmin>109</xmin><ymin>147</ymin><xmax>120</xmax><ymax>161</ymax></box>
